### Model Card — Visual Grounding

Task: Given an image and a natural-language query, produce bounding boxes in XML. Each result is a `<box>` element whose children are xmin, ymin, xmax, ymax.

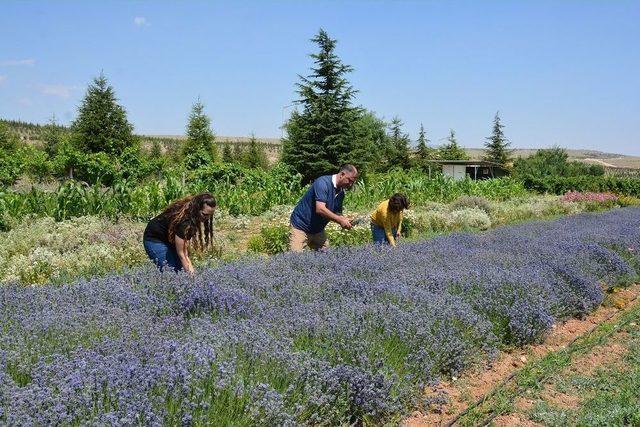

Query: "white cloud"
<box><xmin>1</xmin><ymin>59</ymin><xmax>36</xmax><ymax>66</ymax></box>
<box><xmin>19</xmin><ymin>97</ymin><xmax>33</xmax><ymax>106</ymax></box>
<box><xmin>40</xmin><ymin>84</ymin><xmax>78</xmax><ymax>98</ymax></box>
<box><xmin>0</xmin><ymin>75</ymin><xmax>6</xmax><ymax>85</ymax></box>
<box><xmin>134</xmin><ymin>17</ymin><xmax>150</xmax><ymax>27</ymax></box>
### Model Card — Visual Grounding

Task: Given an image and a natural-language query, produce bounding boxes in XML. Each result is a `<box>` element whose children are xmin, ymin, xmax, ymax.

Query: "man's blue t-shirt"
<box><xmin>290</xmin><ymin>175</ymin><xmax>345</xmax><ymax>234</ymax></box>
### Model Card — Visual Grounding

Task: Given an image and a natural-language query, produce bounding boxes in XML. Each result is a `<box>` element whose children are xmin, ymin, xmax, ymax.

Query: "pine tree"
<box><xmin>483</xmin><ymin>112</ymin><xmax>512</xmax><ymax>165</ymax></box>
<box><xmin>222</xmin><ymin>143</ymin><xmax>233</xmax><ymax>164</ymax></box>
<box><xmin>72</xmin><ymin>73</ymin><xmax>137</xmax><ymax>155</ymax></box>
<box><xmin>232</xmin><ymin>142</ymin><xmax>244</xmax><ymax>162</ymax></box>
<box><xmin>183</xmin><ymin>99</ymin><xmax>217</xmax><ymax>169</ymax></box>
<box><xmin>282</xmin><ymin>29</ymin><xmax>360</xmax><ymax>182</ymax></box>
<box><xmin>416</xmin><ymin>124</ymin><xmax>432</xmax><ymax>161</ymax></box>
<box><xmin>387</xmin><ymin>117</ymin><xmax>411</xmax><ymax>169</ymax></box>
<box><xmin>149</xmin><ymin>139</ymin><xmax>165</xmax><ymax>179</ymax></box>
<box><xmin>438</xmin><ymin>129</ymin><xmax>469</xmax><ymax>160</ymax></box>
<box><xmin>0</xmin><ymin>120</ymin><xmax>18</xmax><ymax>152</ymax></box>
<box><xmin>43</xmin><ymin>114</ymin><xmax>63</xmax><ymax>157</ymax></box>
<box><xmin>245</xmin><ymin>134</ymin><xmax>268</xmax><ymax>169</ymax></box>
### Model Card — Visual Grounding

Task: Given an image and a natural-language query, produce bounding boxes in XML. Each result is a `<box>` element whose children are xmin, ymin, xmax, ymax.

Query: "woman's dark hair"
<box><xmin>388</xmin><ymin>193</ymin><xmax>410</xmax><ymax>213</ymax></box>
<box><xmin>161</xmin><ymin>193</ymin><xmax>217</xmax><ymax>249</ymax></box>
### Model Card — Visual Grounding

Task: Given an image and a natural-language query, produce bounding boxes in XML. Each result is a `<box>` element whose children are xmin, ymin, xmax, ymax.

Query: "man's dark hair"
<box><xmin>388</xmin><ymin>193</ymin><xmax>410</xmax><ymax>212</ymax></box>
<box><xmin>339</xmin><ymin>164</ymin><xmax>357</xmax><ymax>174</ymax></box>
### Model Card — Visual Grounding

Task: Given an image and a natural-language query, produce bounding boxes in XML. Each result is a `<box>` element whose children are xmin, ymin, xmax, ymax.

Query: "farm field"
<box><xmin>414</xmin><ymin>286</ymin><xmax>640</xmax><ymax>427</ymax></box>
<box><xmin>1</xmin><ymin>207</ymin><xmax>639</xmax><ymax>425</ymax></box>
<box><xmin>1</xmin><ymin>194</ymin><xmax>632</xmax><ymax>286</ymax></box>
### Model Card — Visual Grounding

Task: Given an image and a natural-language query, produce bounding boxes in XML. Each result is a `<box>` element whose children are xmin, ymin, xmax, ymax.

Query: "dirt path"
<box><xmin>402</xmin><ymin>284</ymin><xmax>640</xmax><ymax>427</ymax></box>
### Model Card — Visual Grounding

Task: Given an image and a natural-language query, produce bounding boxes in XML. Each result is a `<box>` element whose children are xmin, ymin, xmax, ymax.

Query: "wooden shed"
<box><xmin>433</xmin><ymin>160</ymin><xmax>509</xmax><ymax>180</ymax></box>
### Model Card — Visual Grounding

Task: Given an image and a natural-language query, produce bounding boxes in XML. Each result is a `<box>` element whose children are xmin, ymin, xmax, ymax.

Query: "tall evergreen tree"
<box><xmin>43</xmin><ymin>114</ymin><xmax>63</xmax><ymax>157</ymax></box>
<box><xmin>149</xmin><ymin>139</ymin><xmax>166</xmax><ymax>179</ymax></box>
<box><xmin>232</xmin><ymin>142</ymin><xmax>244</xmax><ymax>162</ymax></box>
<box><xmin>483</xmin><ymin>112</ymin><xmax>512</xmax><ymax>165</ymax></box>
<box><xmin>282</xmin><ymin>29</ymin><xmax>360</xmax><ymax>182</ymax></box>
<box><xmin>0</xmin><ymin>120</ymin><xmax>18</xmax><ymax>152</ymax></box>
<box><xmin>183</xmin><ymin>99</ymin><xmax>217</xmax><ymax>169</ymax></box>
<box><xmin>387</xmin><ymin>117</ymin><xmax>411</xmax><ymax>169</ymax></box>
<box><xmin>222</xmin><ymin>142</ymin><xmax>233</xmax><ymax>164</ymax></box>
<box><xmin>438</xmin><ymin>129</ymin><xmax>469</xmax><ymax>160</ymax></box>
<box><xmin>415</xmin><ymin>123</ymin><xmax>432</xmax><ymax>161</ymax></box>
<box><xmin>72</xmin><ymin>73</ymin><xmax>137</xmax><ymax>155</ymax></box>
<box><xmin>245</xmin><ymin>134</ymin><xmax>268</xmax><ymax>169</ymax></box>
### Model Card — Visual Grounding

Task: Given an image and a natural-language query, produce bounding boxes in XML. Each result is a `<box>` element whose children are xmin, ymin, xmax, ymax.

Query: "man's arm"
<box><xmin>315</xmin><ymin>201</ymin><xmax>352</xmax><ymax>229</ymax></box>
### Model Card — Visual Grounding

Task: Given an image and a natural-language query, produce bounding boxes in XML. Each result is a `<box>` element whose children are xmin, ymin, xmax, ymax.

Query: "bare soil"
<box><xmin>402</xmin><ymin>284</ymin><xmax>640</xmax><ymax>427</ymax></box>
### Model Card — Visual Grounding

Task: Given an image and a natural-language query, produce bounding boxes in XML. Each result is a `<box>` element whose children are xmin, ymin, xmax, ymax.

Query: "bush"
<box><xmin>248</xmin><ymin>224</ymin><xmax>290</xmax><ymax>255</ymax></box>
<box><xmin>451</xmin><ymin>208</ymin><xmax>492</xmax><ymax>230</ymax></box>
<box><xmin>523</xmin><ymin>176</ymin><xmax>640</xmax><ymax>197</ymax></box>
<box><xmin>0</xmin><ymin>216</ymin><xmax>146</xmax><ymax>285</ymax></box>
<box><xmin>451</xmin><ymin>196</ymin><xmax>491</xmax><ymax>213</ymax></box>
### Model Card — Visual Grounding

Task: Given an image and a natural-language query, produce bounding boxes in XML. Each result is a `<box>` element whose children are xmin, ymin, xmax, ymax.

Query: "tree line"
<box><xmin>282</xmin><ymin>29</ymin><xmax>512</xmax><ymax>182</ymax></box>
<box><xmin>2</xmin><ymin>29</ymin><xmax>606</xmax><ymax>190</ymax></box>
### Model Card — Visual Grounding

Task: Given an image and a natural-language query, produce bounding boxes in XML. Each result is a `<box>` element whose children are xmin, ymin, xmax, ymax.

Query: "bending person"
<box><xmin>289</xmin><ymin>165</ymin><xmax>358</xmax><ymax>252</ymax></box>
<box><xmin>143</xmin><ymin>193</ymin><xmax>216</xmax><ymax>273</ymax></box>
<box><xmin>370</xmin><ymin>193</ymin><xmax>409</xmax><ymax>247</ymax></box>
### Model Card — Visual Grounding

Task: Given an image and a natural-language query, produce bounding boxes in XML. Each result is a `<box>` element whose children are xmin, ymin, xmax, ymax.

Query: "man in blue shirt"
<box><xmin>289</xmin><ymin>164</ymin><xmax>358</xmax><ymax>252</ymax></box>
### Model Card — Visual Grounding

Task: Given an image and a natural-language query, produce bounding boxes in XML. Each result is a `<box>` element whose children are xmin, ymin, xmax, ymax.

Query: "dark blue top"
<box><xmin>290</xmin><ymin>175</ymin><xmax>345</xmax><ymax>234</ymax></box>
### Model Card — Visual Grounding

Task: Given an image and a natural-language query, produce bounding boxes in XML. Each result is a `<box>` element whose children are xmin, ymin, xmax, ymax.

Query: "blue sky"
<box><xmin>1</xmin><ymin>1</ymin><xmax>639</xmax><ymax>155</ymax></box>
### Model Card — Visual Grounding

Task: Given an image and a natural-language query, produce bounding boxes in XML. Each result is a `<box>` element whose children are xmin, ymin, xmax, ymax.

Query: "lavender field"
<box><xmin>1</xmin><ymin>208</ymin><xmax>639</xmax><ymax>425</ymax></box>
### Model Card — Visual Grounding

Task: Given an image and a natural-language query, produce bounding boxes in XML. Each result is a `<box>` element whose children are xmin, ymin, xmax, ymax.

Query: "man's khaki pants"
<box><xmin>289</xmin><ymin>226</ymin><xmax>329</xmax><ymax>252</ymax></box>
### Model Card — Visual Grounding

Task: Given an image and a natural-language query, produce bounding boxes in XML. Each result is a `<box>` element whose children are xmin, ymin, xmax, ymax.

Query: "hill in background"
<box><xmin>3</xmin><ymin>120</ymin><xmax>639</xmax><ymax>169</ymax></box>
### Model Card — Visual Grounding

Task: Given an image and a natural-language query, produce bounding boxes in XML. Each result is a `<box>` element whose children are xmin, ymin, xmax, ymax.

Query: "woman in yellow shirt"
<box><xmin>370</xmin><ymin>193</ymin><xmax>410</xmax><ymax>246</ymax></box>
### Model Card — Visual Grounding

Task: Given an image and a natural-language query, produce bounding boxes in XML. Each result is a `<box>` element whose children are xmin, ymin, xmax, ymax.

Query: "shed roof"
<box><xmin>431</xmin><ymin>160</ymin><xmax>505</xmax><ymax>167</ymax></box>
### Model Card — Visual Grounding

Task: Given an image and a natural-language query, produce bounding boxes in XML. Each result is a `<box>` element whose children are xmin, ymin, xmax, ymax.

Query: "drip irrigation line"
<box><xmin>445</xmin><ymin>289</ymin><xmax>640</xmax><ymax>427</ymax></box>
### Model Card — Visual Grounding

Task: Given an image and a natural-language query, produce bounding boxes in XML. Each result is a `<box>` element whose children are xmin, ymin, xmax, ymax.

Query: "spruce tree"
<box><xmin>245</xmin><ymin>134</ymin><xmax>268</xmax><ymax>169</ymax></box>
<box><xmin>149</xmin><ymin>140</ymin><xmax>166</xmax><ymax>179</ymax></box>
<box><xmin>183</xmin><ymin>99</ymin><xmax>217</xmax><ymax>169</ymax></box>
<box><xmin>0</xmin><ymin>120</ymin><xmax>18</xmax><ymax>152</ymax></box>
<box><xmin>282</xmin><ymin>29</ymin><xmax>360</xmax><ymax>182</ymax></box>
<box><xmin>72</xmin><ymin>73</ymin><xmax>137</xmax><ymax>155</ymax></box>
<box><xmin>483</xmin><ymin>112</ymin><xmax>512</xmax><ymax>165</ymax></box>
<box><xmin>43</xmin><ymin>114</ymin><xmax>63</xmax><ymax>157</ymax></box>
<box><xmin>222</xmin><ymin>142</ymin><xmax>233</xmax><ymax>164</ymax></box>
<box><xmin>438</xmin><ymin>129</ymin><xmax>469</xmax><ymax>160</ymax></box>
<box><xmin>387</xmin><ymin>117</ymin><xmax>411</xmax><ymax>169</ymax></box>
<box><xmin>232</xmin><ymin>142</ymin><xmax>244</xmax><ymax>162</ymax></box>
<box><xmin>416</xmin><ymin>123</ymin><xmax>432</xmax><ymax>161</ymax></box>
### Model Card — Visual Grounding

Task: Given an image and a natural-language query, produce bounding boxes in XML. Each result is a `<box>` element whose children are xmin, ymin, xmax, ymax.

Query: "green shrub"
<box><xmin>450</xmin><ymin>195</ymin><xmax>491</xmax><ymax>213</ymax></box>
<box><xmin>523</xmin><ymin>176</ymin><xmax>640</xmax><ymax>197</ymax></box>
<box><xmin>0</xmin><ymin>216</ymin><xmax>146</xmax><ymax>285</ymax></box>
<box><xmin>248</xmin><ymin>224</ymin><xmax>289</xmax><ymax>255</ymax></box>
<box><xmin>451</xmin><ymin>208</ymin><xmax>492</xmax><ymax>230</ymax></box>
<box><xmin>328</xmin><ymin>227</ymin><xmax>371</xmax><ymax>247</ymax></box>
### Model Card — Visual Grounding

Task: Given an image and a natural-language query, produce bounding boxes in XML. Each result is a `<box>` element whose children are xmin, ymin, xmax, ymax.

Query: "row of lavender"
<box><xmin>1</xmin><ymin>208</ymin><xmax>639</xmax><ymax>425</ymax></box>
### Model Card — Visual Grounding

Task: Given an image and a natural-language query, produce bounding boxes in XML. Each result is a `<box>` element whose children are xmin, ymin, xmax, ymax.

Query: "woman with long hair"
<box><xmin>142</xmin><ymin>193</ymin><xmax>217</xmax><ymax>273</ymax></box>
<box><xmin>370</xmin><ymin>193</ymin><xmax>409</xmax><ymax>247</ymax></box>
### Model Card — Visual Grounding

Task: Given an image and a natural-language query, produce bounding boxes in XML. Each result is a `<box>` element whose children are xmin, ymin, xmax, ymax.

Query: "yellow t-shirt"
<box><xmin>370</xmin><ymin>200</ymin><xmax>403</xmax><ymax>246</ymax></box>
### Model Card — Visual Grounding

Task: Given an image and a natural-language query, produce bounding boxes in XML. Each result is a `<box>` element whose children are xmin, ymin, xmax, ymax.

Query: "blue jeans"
<box><xmin>371</xmin><ymin>223</ymin><xmax>397</xmax><ymax>245</ymax></box>
<box><xmin>143</xmin><ymin>239</ymin><xmax>183</xmax><ymax>272</ymax></box>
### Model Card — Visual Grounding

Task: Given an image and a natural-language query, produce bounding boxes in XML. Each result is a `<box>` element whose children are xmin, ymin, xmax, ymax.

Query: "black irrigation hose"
<box><xmin>445</xmin><ymin>290</ymin><xmax>640</xmax><ymax>427</ymax></box>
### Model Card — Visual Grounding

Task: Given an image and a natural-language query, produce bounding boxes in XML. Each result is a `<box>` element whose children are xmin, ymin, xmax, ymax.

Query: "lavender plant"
<box><xmin>1</xmin><ymin>208</ymin><xmax>639</xmax><ymax>425</ymax></box>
